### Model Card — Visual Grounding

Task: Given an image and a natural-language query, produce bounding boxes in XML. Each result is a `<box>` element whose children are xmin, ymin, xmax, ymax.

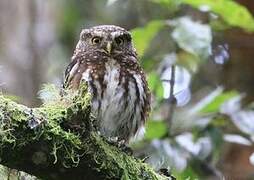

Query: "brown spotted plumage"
<box><xmin>64</xmin><ymin>25</ymin><xmax>150</xmax><ymax>142</ymax></box>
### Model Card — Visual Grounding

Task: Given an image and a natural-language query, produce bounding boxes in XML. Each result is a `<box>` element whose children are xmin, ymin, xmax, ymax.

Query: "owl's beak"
<box><xmin>106</xmin><ymin>42</ymin><xmax>112</xmax><ymax>54</ymax></box>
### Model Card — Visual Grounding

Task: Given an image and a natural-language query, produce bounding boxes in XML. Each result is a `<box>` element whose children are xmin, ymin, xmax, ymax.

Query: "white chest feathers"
<box><xmin>82</xmin><ymin>61</ymin><xmax>145</xmax><ymax>141</ymax></box>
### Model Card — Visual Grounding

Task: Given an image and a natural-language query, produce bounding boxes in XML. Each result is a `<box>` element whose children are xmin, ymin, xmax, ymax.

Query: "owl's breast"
<box><xmin>81</xmin><ymin>59</ymin><xmax>144</xmax><ymax>140</ymax></box>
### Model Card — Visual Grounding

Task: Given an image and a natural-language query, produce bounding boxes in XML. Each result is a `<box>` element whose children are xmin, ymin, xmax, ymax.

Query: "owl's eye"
<box><xmin>115</xmin><ymin>37</ymin><xmax>124</xmax><ymax>45</ymax></box>
<box><xmin>91</xmin><ymin>37</ymin><xmax>101</xmax><ymax>44</ymax></box>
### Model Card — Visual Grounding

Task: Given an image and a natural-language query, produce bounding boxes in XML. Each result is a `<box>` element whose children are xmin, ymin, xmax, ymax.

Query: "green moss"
<box><xmin>0</xmin><ymin>91</ymin><xmax>86</xmax><ymax>167</ymax></box>
<box><xmin>0</xmin><ymin>84</ymin><xmax>168</xmax><ymax>179</ymax></box>
<box><xmin>37</xmin><ymin>106</ymin><xmax>84</xmax><ymax>166</ymax></box>
<box><xmin>85</xmin><ymin>133</ymin><xmax>166</xmax><ymax>180</ymax></box>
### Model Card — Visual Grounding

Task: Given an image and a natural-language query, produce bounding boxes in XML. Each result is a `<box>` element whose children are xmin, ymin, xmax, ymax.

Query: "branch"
<box><xmin>0</xmin><ymin>84</ymin><xmax>168</xmax><ymax>180</ymax></box>
<box><xmin>167</xmin><ymin>65</ymin><xmax>176</xmax><ymax>135</ymax></box>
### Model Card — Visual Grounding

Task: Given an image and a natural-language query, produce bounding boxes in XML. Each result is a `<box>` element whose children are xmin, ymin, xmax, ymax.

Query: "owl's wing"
<box><xmin>63</xmin><ymin>58</ymin><xmax>79</xmax><ymax>89</ymax></box>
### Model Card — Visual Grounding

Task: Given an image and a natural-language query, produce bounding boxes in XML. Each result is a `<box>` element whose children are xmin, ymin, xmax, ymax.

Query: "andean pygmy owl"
<box><xmin>64</xmin><ymin>25</ymin><xmax>151</xmax><ymax>143</ymax></box>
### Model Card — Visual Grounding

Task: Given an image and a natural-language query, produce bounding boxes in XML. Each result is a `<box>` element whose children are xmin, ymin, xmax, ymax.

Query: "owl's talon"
<box><xmin>104</xmin><ymin>136</ymin><xmax>133</xmax><ymax>155</ymax></box>
<box><xmin>158</xmin><ymin>168</ymin><xmax>176</xmax><ymax>179</ymax></box>
<box><xmin>119</xmin><ymin>144</ymin><xmax>133</xmax><ymax>155</ymax></box>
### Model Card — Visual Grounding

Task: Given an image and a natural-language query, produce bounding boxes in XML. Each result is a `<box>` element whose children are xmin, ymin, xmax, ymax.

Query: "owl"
<box><xmin>64</xmin><ymin>25</ymin><xmax>150</xmax><ymax>143</ymax></box>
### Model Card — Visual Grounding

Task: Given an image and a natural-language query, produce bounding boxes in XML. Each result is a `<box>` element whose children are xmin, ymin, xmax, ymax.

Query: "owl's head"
<box><xmin>77</xmin><ymin>25</ymin><xmax>135</xmax><ymax>56</ymax></box>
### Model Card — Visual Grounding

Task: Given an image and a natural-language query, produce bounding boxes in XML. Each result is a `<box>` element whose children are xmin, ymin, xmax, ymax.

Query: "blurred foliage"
<box><xmin>200</xmin><ymin>91</ymin><xmax>238</xmax><ymax>113</ymax></box>
<box><xmin>176</xmin><ymin>51</ymin><xmax>200</xmax><ymax>73</ymax></box>
<box><xmin>125</xmin><ymin>0</ymin><xmax>254</xmax><ymax>179</ymax></box>
<box><xmin>58</xmin><ymin>1</ymin><xmax>81</xmax><ymax>51</ymax></box>
<box><xmin>173</xmin><ymin>166</ymin><xmax>199</xmax><ymax>180</ymax></box>
<box><xmin>184</xmin><ymin>0</ymin><xmax>254</xmax><ymax>32</ymax></box>
<box><xmin>145</xmin><ymin>120</ymin><xmax>167</xmax><ymax>140</ymax></box>
<box><xmin>131</xmin><ymin>20</ymin><xmax>164</xmax><ymax>56</ymax></box>
<box><xmin>152</xmin><ymin>0</ymin><xmax>254</xmax><ymax>32</ymax></box>
<box><xmin>147</xmin><ymin>71</ymin><xmax>164</xmax><ymax>101</ymax></box>
<box><xmin>171</xmin><ymin>16</ymin><xmax>212</xmax><ymax>58</ymax></box>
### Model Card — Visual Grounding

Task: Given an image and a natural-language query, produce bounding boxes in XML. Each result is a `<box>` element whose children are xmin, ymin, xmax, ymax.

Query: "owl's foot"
<box><xmin>158</xmin><ymin>168</ymin><xmax>176</xmax><ymax>180</ymax></box>
<box><xmin>105</xmin><ymin>137</ymin><xmax>133</xmax><ymax>155</ymax></box>
<box><xmin>119</xmin><ymin>143</ymin><xmax>133</xmax><ymax>155</ymax></box>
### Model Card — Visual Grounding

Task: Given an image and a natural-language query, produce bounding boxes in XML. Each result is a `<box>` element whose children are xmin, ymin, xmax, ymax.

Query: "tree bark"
<box><xmin>0</xmin><ymin>84</ymin><xmax>168</xmax><ymax>180</ymax></box>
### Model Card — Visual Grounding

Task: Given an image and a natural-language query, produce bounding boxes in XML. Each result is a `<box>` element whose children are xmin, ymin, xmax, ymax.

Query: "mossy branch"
<box><xmin>0</xmin><ymin>84</ymin><xmax>168</xmax><ymax>180</ymax></box>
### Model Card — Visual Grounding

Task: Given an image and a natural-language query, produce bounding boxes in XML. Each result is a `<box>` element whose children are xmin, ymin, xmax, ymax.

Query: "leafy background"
<box><xmin>1</xmin><ymin>0</ymin><xmax>254</xmax><ymax>179</ymax></box>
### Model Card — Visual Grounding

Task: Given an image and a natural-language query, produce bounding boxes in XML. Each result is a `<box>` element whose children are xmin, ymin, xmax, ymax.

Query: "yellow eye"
<box><xmin>115</xmin><ymin>37</ymin><xmax>124</xmax><ymax>45</ymax></box>
<box><xmin>91</xmin><ymin>37</ymin><xmax>101</xmax><ymax>44</ymax></box>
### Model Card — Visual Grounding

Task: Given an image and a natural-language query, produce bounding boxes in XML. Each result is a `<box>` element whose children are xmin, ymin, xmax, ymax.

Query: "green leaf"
<box><xmin>141</xmin><ymin>58</ymin><xmax>158</xmax><ymax>71</ymax></box>
<box><xmin>177</xmin><ymin>51</ymin><xmax>201</xmax><ymax>73</ymax></box>
<box><xmin>171</xmin><ymin>17</ymin><xmax>212</xmax><ymax>57</ymax></box>
<box><xmin>131</xmin><ymin>20</ymin><xmax>164</xmax><ymax>56</ymax></box>
<box><xmin>147</xmin><ymin>71</ymin><xmax>164</xmax><ymax>100</ymax></box>
<box><xmin>201</xmin><ymin>91</ymin><xmax>238</xmax><ymax>113</ymax></box>
<box><xmin>151</xmin><ymin>0</ymin><xmax>181</xmax><ymax>11</ymax></box>
<box><xmin>145</xmin><ymin>120</ymin><xmax>167</xmax><ymax>140</ymax></box>
<box><xmin>151</xmin><ymin>0</ymin><xmax>173</xmax><ymax>6</ymax></box>
<box><xmin>152</xmin><ymin>0</ymin><xmax>254</xmax><ymax>32</ymax></box>
<box><xmin>207</xmin><ymin>127</ymin><xmax>223</xmax><ymax>164</ymax></box>
<box><xmin>173</xmin><ymin>166</ymin><xmax>199</xmax><ymax>180</ymax></box>
<box><xmin>183</xmin><ymin>0</ymin><xmax>254</xmax><ymax>32</ymax></box>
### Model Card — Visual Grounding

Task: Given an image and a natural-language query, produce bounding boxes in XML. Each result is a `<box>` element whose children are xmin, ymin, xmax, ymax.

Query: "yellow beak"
<box><xmin>106</xmin><ymin>42</ymin><xmax>112</xmax><ymax>54</ymax></box>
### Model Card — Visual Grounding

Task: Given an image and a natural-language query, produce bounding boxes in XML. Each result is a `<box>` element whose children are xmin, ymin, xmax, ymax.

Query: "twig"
<box><xmin>165</xmin><ymin>65</ymin><xmax>223</xmax><ymax>178</ymax></box>
<box><xmin>167</xmin><ymin>65</ymin><xmax>176</xmax><ymax>136</ymax></box>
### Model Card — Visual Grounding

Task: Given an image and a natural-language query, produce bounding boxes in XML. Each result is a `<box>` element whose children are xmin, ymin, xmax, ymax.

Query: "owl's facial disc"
<box><xmin>80</xmin><ymin>25</ymin><xmax>132</xmax><ymax>55</ymax></box>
